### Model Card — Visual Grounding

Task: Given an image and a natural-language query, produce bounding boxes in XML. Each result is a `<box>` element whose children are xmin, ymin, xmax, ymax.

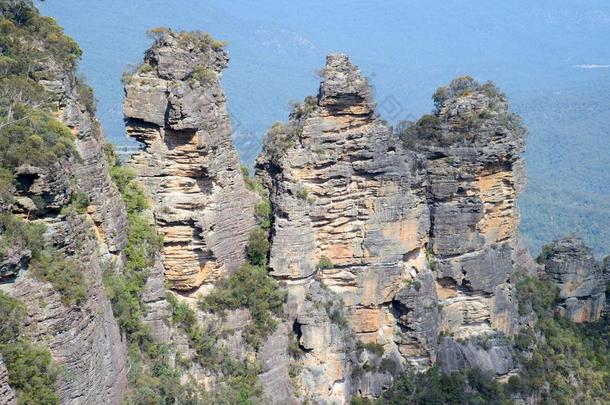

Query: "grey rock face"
<box><xmin>540</xmin><ymin>237</ymin><xmax>606</xmax><ymax>322</ymax></box>
<box><xmin>0</xmin><ymin>356</ymin><xmax>16</xmax><ymax>405</ymax></box>
<box><xmin>0</xmin><ymin>20</ymin><xmax>129</xmax><ymax>402</ymax></box>
<box><xmin>404</xmin><ymin>78</ymin><xmax>526</xmax><ymax>371</ymax></box>
<box><xmin>437</xmin><ymin>334</ymin><xmax>515</xmax><ymax>376</ymax></box>
<box><xmin>602</xmin><ymin>256</ymin><xmax>610</xmax><ymax>314</ymax></box>
<box><xmin>123</xmin><ymin>30</ymin><xmax>255</xmax><ymax>292</ymax></box>
<box><xmin>393</xmin><ymin>270</ymin><xmax>440</xmax><ymax>366</ymax></box>
<box><xmin>12</xmin><ymin>163</ymin><xmax>74</xmax><ymax>217</ymax></box>
<box><xmin>259</xmin><ymin>323</ymin><xmax>298</xmax><ymax>405</ymax></box>
<box><xmin>0</xmin><ymin>245</ymin><xmax>31</xmax><ymax>280</ymax></box>
<box><xmin>8</xmin><ymin>214</ymin><xmax>127</xmax><ymax>404</ymax></box>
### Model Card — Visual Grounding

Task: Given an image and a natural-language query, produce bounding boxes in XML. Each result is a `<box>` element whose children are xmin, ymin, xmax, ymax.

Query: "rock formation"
<box><xmin>3</xmin><ymin>4</ymin><xmax>606</xmax><ymax>402</ymax></box>
<box><xmin>123</xmin><ymin>30</ymin><xmax>255</xmax><ymax>292</ymax></box>
<box><xmin>405</xmin><ymin>76</ymin><xmax>527</xmax><ymax>375</ymax></box>
<box><xmin>255</xmin><ymin>53</ymin><xmax>431</xmax><ymax>403</ymax></box>
<box><xmin>255</xmin><ymin>57</ymin><xmax>532</xmax><ymax>402</ymax></box>
<box><xmin>539</xmin><ymin>237</ymin><xmax>606</xmax><ymax>322</ymax></box>
<box><xmin>0</xmin><ymin>357</ymin><xmax>16</xmax><ymax>405</ymax></box>
<box><xmin>0</xmin><ymin>4</ymin><xmax>128</xmax><ymax>402</ymax></box>
<box><xmin>9</xmin><ymin>215</ymin><xmax>127</xmax><ymax>404</ymax></box>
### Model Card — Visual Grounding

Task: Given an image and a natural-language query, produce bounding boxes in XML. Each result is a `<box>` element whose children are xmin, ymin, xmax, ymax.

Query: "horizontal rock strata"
<box><xmin>123</xmin><ymin>30</ymin><xmax>255</xmax><ymax>292</ymax></box>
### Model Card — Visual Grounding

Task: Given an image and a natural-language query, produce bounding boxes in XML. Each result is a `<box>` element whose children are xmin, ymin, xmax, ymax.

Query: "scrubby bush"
<box><xmin>536</xmin><ymin>242</ymin><xmax>554</xmax><ymax>264</ymax></box>
<box><xmin>289</xmin><ymin>95</ymin><xmax>318</xmax><ymax>120</ymax></box>
<box><xmin>110</xmin><ymin>166</ymin><xmax>149</xmax><ymax>213</ymax></box>
<box><xmin>199</xmin><ymin>264</ymin><xmax>286</xmax><ymax>349</ymax></box>
<box><xmin>0</xmin><ymin>167</ymin><xmax>15</xmax><ymax>205</ymax></box>
<box><xmin>0</xmin><ymin>291</ymin><xmax>60</xmax><ymax>404</ymax></box>
<box><xmin>0</xmin><ymin>107</ymin><xmax>77</xmax><ymax>171</ymax></box>
<box><xmin>30</xmin><ymin>250</ymin><xmax>87</xmax><ymax>306</ymax></box>
<box><xmin>357</xmin><ymin>341</ymin><xmax>385</xmax><ymax>357</ymax></box>
<box><xmin>241</xmin><ymin>165</ymin><xmax>272</xmax><ymax>230</ymax></box>
<box><xmin>146</xmin><ymin>27</ymin><xmax>226</xmax><ymax>51</ymax></box>
<box><xmin>262</xmin><ymin>122</ymin><xmax>300</xmax><ymax>163</ymax></box>
<box><xmin>515</xmin><ymin>272</ymin><xmax>559</xmax><ymax>316</ymax></box>
<box><xmin>317</xmin><ymin>255</ymin><xmax>333</xmax><ymax>270</ymax></box>
<box><xmin>76</xmin><ymin>75</ymin><xmax>96</xmax><ymax>114</ymax></box>
<box><xmin>0</xmin><ymin>213</ymin><xmax>86</xmax><ymax>305</ymax></box>
<box><xmin>189</xmin><ymin>65</ymin><xmax>217</xmax><ymax>86</ymax></box>
<box><xmin>247</xmin><ymin>228</ymin><xmax>270</xmax><ymax>266</ymax></box>
<box><xmin>512</xmin><ymin>273</ymin><xmax>610</xmax><ymax>403</ymax></box>
<box><xmin>0</xmin><ymin>212</ymin><xmax>45</xmax><ymax>256</ymax></box>
<box><xmin>363</xmin><ymin>365</ymin><xmax>511</xmax><ymax>405</ymax></box>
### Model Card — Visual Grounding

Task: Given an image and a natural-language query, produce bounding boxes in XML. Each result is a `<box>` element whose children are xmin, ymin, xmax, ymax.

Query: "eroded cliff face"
<box><xmin>123</xmin><ymin>30</ymin><xmax>255</xmax><ymax>293</ymax></box>
<box><xmin>255</xmin><ymin>57</ymin><xmax>534</xmax><ymax>403</ymax></box>
<box><xmin>0</xmin><ymin>7</ymin><xmax>128</xmax><ymax>402</ymax></box>
<box><xmin>405</xmin><ymin>77</ymin><xmax>528</xmax><ymax>375</ymax></box>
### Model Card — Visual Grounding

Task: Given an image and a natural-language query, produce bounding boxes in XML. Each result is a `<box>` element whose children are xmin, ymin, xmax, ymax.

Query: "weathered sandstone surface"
<box><xmin>0</xmin><ymin>23</ymin><xmax>128</xmax><ymax>403</ymax></box>
<box><xmin>255</xmin><ymin>57</ymin><xmax>533</xmax><ymax>403</ymax></box>
<box><xmin>123</xmin><ymin>30</ymin><xmax>255</xmax><ymax>292</ymax></box>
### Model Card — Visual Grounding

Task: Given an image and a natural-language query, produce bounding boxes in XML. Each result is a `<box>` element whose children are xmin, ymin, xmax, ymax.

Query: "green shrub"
<box><xmin>0</xmin><ymin>107</ymin><xmax>77</xmax><ymax>171</ymax></box>
<box><xmin>536</xmin><ymin>243</ymin><xmax>554</xmax><ymax>264</ymax></box>
<box><xmin>317</xmin><ymin>255</ymin><xmax>333</xmax><ymax>270</ymax></box>
<box><xmin>515</xmin><ymin>272</ymin><xmax>559</xmax><ymax>316</ymax></box>
<box><xmin>166</xmin><ymin>292</ymin><xmax>196</xmax><ymax>329</ymax></box>
<box><xmin>357</xmin><ymin>341</ymin><xmax>385</xmax><ymax>357</ymax></box>
<box><xmin>1</xmin><ymin>340</ymin><xmax>60</xmax><ymax>405</ymax></box>
<box><xmin>254</xmin><ymin>199</ymin><xmax>271</xmax><ymax>230</ymax></box>
<box><xmin>0</xmin><ymin>290</ymin><xmax>25</xmax><ymax>344</ymax></box>
<box><xmin>296</xmin><ymin>187</ymin><xmax>309</xmax><ymax>201</ymax></box>
<box><xmin>105</xmin><ymin>161</ymin><xmax>161</xmax><ymax>349</ymax></box>
<box><xmin>247</xmin><ymin>228</ymin><xmax>270</xmax><ymax>266</ymax></box>
<box><xmin>0</xmin><ymin>210</ymin><xmax>87</xmax><ymax>307</ymax></box>
<box><xmin>241</xmin><ymin>165</ymin><xmax>272</xmax><ymax>229</ymax></box>
<box><xmin>510</xmin><ymin>271</ymin><xmax>610</xmax><ymax>403</ymax></box>
<box><xmin>0</xmin><ymin>291</ymin><xmax>60</xmax><ymax>404</ymax></box>
<box><xmin>137</xmin><ymin>62</ymin><xmax>154</xmax><ymax>74</ymax></box>
<box><xmin>110</xmin><ymin>165</ymin><xmax>149</xmax><ymax>213</ymax></box>
<box><xmin>189</xmin><ymin>65</ymin><xmax>217</xmax><ymax>86</ymax></box>
<box><xmin>62</xmin><ymin>191</ymin><xmax>90</xmax><ymax>214</ymax></box>
<box><xmin>199</xmin><ymin>264</ymin><xmax>286</xmax><ymax>349</ymax></box>
<box><xmin>76</xmin><ymin>75</ymin><xmax>96</xmax><ymax>114</ymax></box>
<box><xmin>379</xmin><ymin>357</ymin><xmax>400</xmax><ymax>375</ymax></box>
<box><xmin>0</xmin><ymin>167</ymin><xmax>15</xmax><ymax>205</ymax></box>
<box><xmin>0</xmin><ymin>213</ymin><xmax>45</xmax><ymax>258</ymax></box>
<box><xmin>372</xmin><ymin>366</ymin><xmax>512</xmax><ymax>405</ymax></box>
<box><xmin>289</xmin><ymin>95</ymin><xmax>318</xmax><ymax>120</ymax></box>
<box><xmin>30</xmin><ymin>250</ymin><xmax>87</xmax><ymax>306</ymax></box>
<box><xmin>146</xmin><ymin>28</ymin><xmax>226</xmax><ymax>51</ymax></box>
<box><xmin>262</xmin><ymin>122</ymin><xmax>300</xmax><ymax>163</ymax></box>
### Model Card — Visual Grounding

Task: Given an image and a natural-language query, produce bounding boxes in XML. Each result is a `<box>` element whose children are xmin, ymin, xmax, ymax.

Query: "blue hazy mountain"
<box><xmin>37</xmin><ymin>0</ymin><xmax>610</xmax><ymax>256</ymax></box>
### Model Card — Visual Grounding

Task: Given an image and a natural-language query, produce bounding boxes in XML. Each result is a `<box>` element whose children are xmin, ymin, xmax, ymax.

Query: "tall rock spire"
<box><xmin>123</xmin><ymin>29</ymin><xmax>255</xmax><ymax>292</ymax></box>
<box><xmin>256</xmin><ymin>54</ymin><xmax>432</xmax><ymax>402</ymax></box>
<box><xmin>403</xmin><ymin>76</ymin><xmax>528</xmax><ymax>374</ymax></box>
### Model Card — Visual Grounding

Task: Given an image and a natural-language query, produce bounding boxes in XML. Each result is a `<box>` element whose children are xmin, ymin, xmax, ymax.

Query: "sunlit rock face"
<box><xmin>123</xmin><ymin>31</ymin><xmax>255</xmax><ymax>292</ymax></box>
<box><xmin>404</xmin><ymin>76</ymin><xmax>528</xmax><ymax>375</ymax></box>
<box><xmin>256</xmin><ymin>64</ymin><xmax>533</xmax><ymax>402</ymax></box>
<box><xmin>256</xmin><ymin>54</ymin><xmax>432</xmax><ymax>403</ymax></box>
